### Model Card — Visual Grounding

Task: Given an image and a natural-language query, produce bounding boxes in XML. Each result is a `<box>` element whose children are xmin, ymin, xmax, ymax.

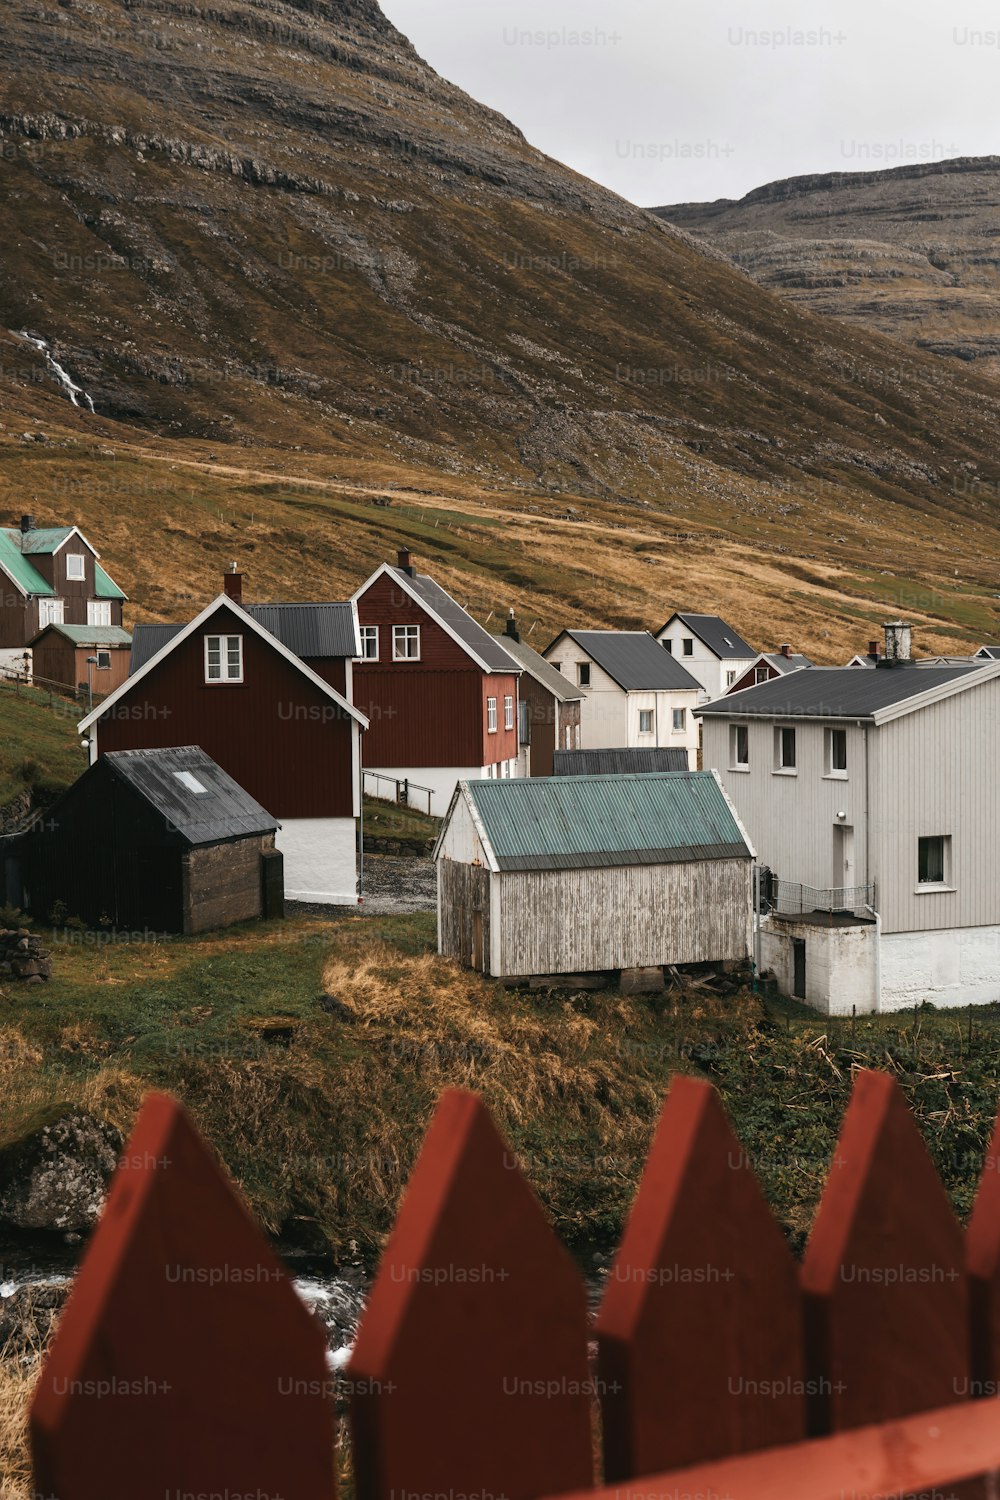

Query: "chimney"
<box><xmin>868</xmin><ymin>639</ymin><xmax>881</xmax><ymax>660</ymax></box>
<box><xmin>882</xmin><ymin>621</ymin><xmax>913</xmax><ymax>665</ymax></box>
<box><xmin>397</xmin><ymin>548</ymin><xmax>416</xmax><ymax>578</ymax></box>
<box><xmin>505</xmin><ymin>608</ymin><xmax>520</xmax><ymax>643</ymax></box>
<box><xmin>780</xmin><ymin>643</ymin><xmax>793</xmax><ymax>658</ymax></box>
<box><xmin>223</xmin><ymin>561</ymin><xmax>243</xmax><ymax>605</ymax></box>
<box><xmin>20</xmin><ymin>514</ymin><xmax>35</xmax><ymax>535</ymax></box>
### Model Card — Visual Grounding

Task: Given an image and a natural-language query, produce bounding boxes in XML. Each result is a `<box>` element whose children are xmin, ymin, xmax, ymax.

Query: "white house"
<box><xmin>698</xmin><ymin>624</ymin><xmax>1000</xmax><ymax>1015</ymax></box>
<box><xmin>543</xmin><ymin>630</ymin><xmax>701</xmax><ymax>766</ymax></box>
<box><xmin>655</xmin><ymin>613</ymin><xmax>757</xmax><ymax>701</ymax></box>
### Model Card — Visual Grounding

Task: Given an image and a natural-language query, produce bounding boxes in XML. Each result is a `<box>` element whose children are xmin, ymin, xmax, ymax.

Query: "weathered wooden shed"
<box><xmin>435</xmin><ymin>771</ymin><xmax>755</xmax><ymax>979</ymax></box>
<box><xmin>23</xmin><ymin>747</ymin><xmax>283</xmax><ymax>934</ymax></box>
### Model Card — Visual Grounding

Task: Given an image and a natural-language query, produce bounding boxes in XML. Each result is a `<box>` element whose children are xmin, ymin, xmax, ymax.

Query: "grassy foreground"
<box><xmin>0</xmin><ymin>682</ymin><xmax>85</xmax><ymax>811</ymax></box>
<box><xmin>3</xmin><ymin>911</ymin><xmax>1000</xmax><ymax>1261</ymax></box>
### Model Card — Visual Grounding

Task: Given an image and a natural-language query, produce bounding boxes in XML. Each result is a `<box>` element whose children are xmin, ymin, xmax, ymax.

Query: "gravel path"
<box><xmin>359</xmin><ymin>854</ymin><xmax>436</xmax><ymax>914</ymax></box>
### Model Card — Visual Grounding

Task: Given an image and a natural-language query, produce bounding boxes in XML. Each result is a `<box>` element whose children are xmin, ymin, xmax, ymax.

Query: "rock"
<box><xmin>0</xmin><ymin>1112</ymin><xmax>123</xmax><ymax>1233</ymax></box>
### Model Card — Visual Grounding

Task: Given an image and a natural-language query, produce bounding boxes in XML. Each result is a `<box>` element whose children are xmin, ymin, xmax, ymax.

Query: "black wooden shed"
<box><xmin>23</xmin><ymin>747</ymin><xmax>283</xmax><ymax>934</ymax></box>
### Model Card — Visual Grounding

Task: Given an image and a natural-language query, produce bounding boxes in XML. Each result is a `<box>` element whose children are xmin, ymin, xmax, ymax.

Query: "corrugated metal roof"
<box><xmin>760</xmin><ymin>652</ymin><xmax>813</xmax><ymax>674</ymax></box>
<box><xmin>553</xmin><ymin>748</ymin><xmax>689</xmax><ymax>776</ymax></box>
<box><xmin>6</xmin><ymin>526</ymin><xmax>75</xmax><ymax>555</ymax></box>
<box><xmin>94</xmin><ymin>562</ymin><xmax>126</xmax><ymax>600</ymax></box>
<box><xmin>500</xmin><ymin>635</ymin><xmax>583</xmax><ymax>701</ymax></box>
<box><xmin>464</xmin><ymin>771</ymin><xmax>751</xmax><ymax>872</ymax></box>
<box><xmin>244</xmin><ymin>603</ymin><xmax>359</xmax><ymax>659</ymax></box>
<box><xmin>104</xmin><ymin>747</ymin><xmax>278</xmax><ymax>844</ymax></box>
<box><xmin>556</xmin><ymin>631</ymin><xmax>701</xmax><ymax>692</ymax></box>
<box><xmin>0</xmin><ymin>529</ymin><xmax>54</xmax><ymax>595</ymax></box>
<box><xmin>130</xmin><ymin>623</ymin><xmax>183</xmax><ymax>673</ymax></box>
<box><xmin>664</xmin><ymin>613</ymin><xmax>756</xmax><ymax>659</ymax></box>
<box><xmin>395</xmin><ymin>569</ymin><xmax>521</xmax><ymax>673</ymax></box>
<box><xmin>31</xmin><ymin>624</ymin><xmax>132</xmax><ymax>647</ymax></box>
<box><xmin>701</xmin><ymin>664</ymin><xmax>980</xmax><ymax>719</ymax></box>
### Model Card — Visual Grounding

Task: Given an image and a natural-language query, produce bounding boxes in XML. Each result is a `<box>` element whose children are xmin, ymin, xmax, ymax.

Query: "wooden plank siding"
<box><xmin>490</xmin><ymin>858</ymin><xmax>753</xmax><ymax>977</ymax></box>
<box><xmin>438</xmin><ymin>860</ymin><xmax>491</xmax><ymax>971</ymax></box>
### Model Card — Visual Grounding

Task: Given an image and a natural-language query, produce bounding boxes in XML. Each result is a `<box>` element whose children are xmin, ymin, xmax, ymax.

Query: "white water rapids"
<box><xmin>14</xmin><ymin>331</ymin><xmax>95</xmax><ymax>412</ymax></box>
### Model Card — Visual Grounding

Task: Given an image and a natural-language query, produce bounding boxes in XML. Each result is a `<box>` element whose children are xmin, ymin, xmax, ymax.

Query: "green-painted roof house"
<box><xmin>0</xmin><ymin>515</ymin><xmax>128</xmax><ymax>664</ymax></box>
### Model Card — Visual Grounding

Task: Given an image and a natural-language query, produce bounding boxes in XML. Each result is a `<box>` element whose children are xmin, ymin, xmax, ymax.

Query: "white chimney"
<box><xmin>883</xmin><ymin>622</ymin><xmax>913</xmax><ymax>663</ymax></box>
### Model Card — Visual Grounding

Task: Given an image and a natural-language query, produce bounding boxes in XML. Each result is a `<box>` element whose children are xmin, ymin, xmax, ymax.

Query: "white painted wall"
<box><xmin>760</xmin><ymin>916</ymin><xmax>879</xmax><ymax>1015</ymax></box>
<box><xmin>656</xmin><ymin>622</ymin><xmax>755</xmax><ymax>701</ymax></box>
<box><xmin>0</xmin><ymin>648</ymin><xmax>32</xmax><ymax>681</ymax></box>
<box><xmin>880</xmin><ymin>926</ymin><xmax>1000</xmax><ymax>1011</ymax></box>
<box><xmin>366</xmin><ymin>762</ymin><xmax>518</xmax><ymax>818</ymax></box>
<box><xmin>277</xmin><ymin>818</ymin><xmax>358</xmax><ymax>904</ymax></box>
<box><xmin>542</xmin><ymin>640</ymin><xmax>698</xmax><ymax>762</ymax></box>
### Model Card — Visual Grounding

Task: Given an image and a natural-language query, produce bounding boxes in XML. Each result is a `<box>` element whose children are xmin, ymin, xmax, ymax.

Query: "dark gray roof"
<box><xmin>129</xmin><ymin>602</ymin><xmax>358</xmax><ymax>675</ymax></box>
<box><xmin>553</xmin><ymin>748</ymin><xmax>689</xmax><ymax>776</ymax></box>
<box><xmin>759</xmin><ymin>652</ymin><xmax>813</xmax><ymax>675</ymax></box>
<box><xmin>393</xmin><ymin>569</ymin><xmax>521</xmax><ymax>673</ymax></box>
<box><xmin>104</xmin><ymin>747</ymin><xmax>278</xmax><ymax>844</ymax></box>
<box><xmin>700</xmin><ymin>664</ymin><xmax>981</xmax><ymax>720</ymax></box>
<box><xmin>552</xmin><ymin>631</ymin><xmax>700</xmax><ymax>692</ymax></box>
<box><xmin>499</xmin><ymin>635</ymin><xmax>583</xmax><ymax>701</ymax></box>
<box><xmin>662</xmin><ymin>613</ymin><xmax>756</xmax><ymax>660</ymax></box>
<box><xmin>976</xmin><ymin>646</ymin><xmax>1000</xmax><ymax>660</ymax></box>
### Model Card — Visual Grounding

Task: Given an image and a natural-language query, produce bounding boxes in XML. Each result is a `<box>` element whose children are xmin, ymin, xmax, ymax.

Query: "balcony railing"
<box><xmin>764</xmin><ymin>875</ymin><xmax>877</xmax><ymax>920</ymax></box>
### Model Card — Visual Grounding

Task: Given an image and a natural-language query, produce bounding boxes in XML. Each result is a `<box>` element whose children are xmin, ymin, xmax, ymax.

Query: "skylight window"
<box><xmin>174</xmin><ymin>771</ymin><xmax>208</xmax><ymax>795</ymax></box>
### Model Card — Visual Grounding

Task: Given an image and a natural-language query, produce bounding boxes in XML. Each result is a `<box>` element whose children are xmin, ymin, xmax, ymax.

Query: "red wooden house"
<box><xmin>77</xmin><ymin>571</ymin><xmax>369</xmax><ymax>905</ymax></box>
<box><xmin>352</xmin><ymin>551</ymin><xmax>522</xmax><ymax>815</ymax></box>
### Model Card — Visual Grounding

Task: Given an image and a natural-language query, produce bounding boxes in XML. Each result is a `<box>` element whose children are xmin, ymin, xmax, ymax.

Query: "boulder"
<box><xmin>0</xmin><ymin>1112</ymin><xmax>123</xmax><ymax>1233</ymax></box>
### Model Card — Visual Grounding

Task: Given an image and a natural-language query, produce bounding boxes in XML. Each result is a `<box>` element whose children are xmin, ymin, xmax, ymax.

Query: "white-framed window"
<box><xmin>577</xmin><ymin>662</ymin><xmax>591</xmax><ymax>688</ymax></box>
<box><xmin>774</xmin><ymin>725</ymin><xmax>797</xmax><ymax>772</ymax></box>
<box><xmin>663</xmin><ymin>639</ymin><xmax>673</xmax><ymax>654</ymax></box>
<box><xmin>755</xmin><ymin>666</ymin><xmax>769</xmax><ymax>684</ymax></box>
<box><xmin>87</xmin><ymin>601</ymin><xmax>112</xmax><ymax>627</ymax></box>
<box><xmin>551</xmin><ymin>661</ymin><xmax>562</xmax><ymax>673</ymax></box>
<box><xmin>726</xmin><ymin>670</ymin><xmax>737</xmax><ymax>687</ymax></box>
<box><xmin>672</xmin><ymin>707</ymin><xmax>686</xmax><ymax>733</ymax></box>
<box><xmin>65</xmin><ymin>553</ymin><xmax>86</xmax><ymax>581</ymax></box>
<box><xmin>918</xmin><ymin>835</ymin><xmax>952</xmax><ymax>888</ymax></box>
<box><xmin>682</xmin><ymin>638</ymin><xmax>694</xmax><ymax>656</ymax></box>
<box><xmin>393</xmin><ymin>624</ymin><xmax>420</xmax><ymax>661</ymax></box>
<box><xmin>826</xmin><ymin>727</ymin><xmax>848</xmax><ymax>777</ymax></box>
<box><xmin>360</xmin><ymin>625</ymin><xmax>379</xmax><ymax>661</ymax></box>
<box><xmin>205</xmin><ymin>634</ymin><xmax>243</xmax><ymax>683</ymax></box>
<box><xmin>487</xmin><ymin>697</ymin><xmax>498</xmax><ymax>733</ymax></box>
<box><xmin>638</xmin><ymin>709</ymin><xmax>654</xmax><ymax>735</ymax></box>
<box><xmin>504</xmin><ymin>695</ymin><xmax>514</xmax><ymax>731</ymax></box>
<box><xmin>38</xmin><ymin>598</ymin><xmax>64</xmax><ymax>628</ymax></box>
<box><xmin>95</xmin><ymin>650</ymin><xmax>112</xmax><ymax>670</ymax></box>
<box><xmin>730</xmin><ymin>724</ymin><xmax>749</xmax><ymax>769</ymax></box>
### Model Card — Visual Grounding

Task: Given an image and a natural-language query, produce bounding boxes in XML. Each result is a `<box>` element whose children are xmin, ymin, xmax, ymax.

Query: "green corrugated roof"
<box><xmin>0</xmin><ymin>529</ymin><xmax>55</xmax><ymax>595</ymax></box>
<box><xmin>94</xmin><ymin>562</ymin><xmax>126</xmax><ymax>600</ymax></box>
<box><xmin>33</xmin><ymin>625</ymin><xmax>132</xmax><ymax>647</ymax></box>
<box><xmin>464</xmin><ymin>772</ymin><xmax>752</xmax><ymax>872</ymax></box>
<box><xmin>12</xmin><ymin>527</ymin><xmax>75</xmax><ymax>555</ymax></box>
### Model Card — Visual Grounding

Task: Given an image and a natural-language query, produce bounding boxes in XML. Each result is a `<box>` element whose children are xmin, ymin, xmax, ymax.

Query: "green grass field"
<box><xmin>0</xmin><ymin>680</ymin><xmax>86</xmax><ymax>809</ymax></box>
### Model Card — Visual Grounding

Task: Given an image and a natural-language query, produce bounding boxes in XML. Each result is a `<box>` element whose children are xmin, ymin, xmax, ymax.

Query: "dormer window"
<box><xmin>205</xmin><ymin>634</ymin><xmax>243</xmax><ymax>683</ymax></box>
<box><xmin>65</xmin><ymin>554</ymin><xmax>86</xmax><ymax>581</ymax></box>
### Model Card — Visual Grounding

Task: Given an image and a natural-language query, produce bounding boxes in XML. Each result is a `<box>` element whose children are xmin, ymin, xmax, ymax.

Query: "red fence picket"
<box><xmin>597</xmin><ymin>1075</ymin><xmax>804</xmax><ymax>1478</ymax></box>
<box><xmin>348</xmin><ymin>1089</ymin><xmax>594</xmax><ymax>1500</ymax></box>
<box><xmin>801</xmin><ymin>1069</ymin><xmax>968</xmax><ymax>1434</ymax></box>
<box><xmin>31</xmin><ymin>1093</ymin><xmax>335</xmax><ymax>1500</ymax></box>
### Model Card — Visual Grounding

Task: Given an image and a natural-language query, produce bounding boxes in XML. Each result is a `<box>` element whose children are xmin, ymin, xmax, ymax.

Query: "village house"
<box><xmin>698</xmin><ymin>623</ymin><xmax>1000</xmax><ymax>1014</ymax></box>
<box><xmin>728</xmin><ymin>645</ymin><xmax>812</xmax><ymax>694</ymax></box>
<box><xmin>543</xmin><ymin>630</ymin><xmax>700</xmax><ymax>766</ymax></box>
<box><xmin>655</xmin><ymin>612</ymin><xmax>757</xmax><ymax>700</ymax></box>
<box><xmin>497</xmin><ymin>612</ymin><xmax>583</xmax><ymax>777</ymax></box>
<box><xmin>76</xmin><ymin>572</ymin><xmax>368</xmax><ymax>905</ymax></box>
<box><xmin>29</xmin><ymin>622</ymin><xmax>133</xmax><ymax>698</ymax></box>
<box><xmin>0</xmin><ymin>515</ymin><xmax>127</xmax><ymax>679</ymax></box>
<box><xmin>22</xmin><ymin>747</ymin><xmax>282</xmax><ymax>935</ymax></box>
<box><xmin>352</xmin><ymin>550</ymin><xmax>522</xmax><ymax>815</ymax></box>
<box><xmin>435</xmin><ymin>771</ymin><xmax>754</xmax><ymax>980</ymax></box>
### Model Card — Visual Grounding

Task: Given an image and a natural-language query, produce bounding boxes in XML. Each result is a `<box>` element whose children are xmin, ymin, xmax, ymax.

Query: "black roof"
<box><xmin>661</xmin><ymin>613</ymin><xmax>756</xmax><ymax>660</ymax></box>
<box><xmin>130</xmin><ymin>602</ymin><xmax>358</xmax><ymax>675</ymax></box>
<box><xmin>553</xmin><ymin>747</ymin><xmax>689</xmax><ymax>776</ymax></box>
<box><xmin>699</xmin><ymin>664</ymin><xmax>981</xmax><ymax>720</ymax></box>
<box><xmin>102</xmin><ymin>748</ymin><xmax>278</xmax><ymax>844</ymax></box>
<box><xmin>393</xmin><ymin>568</ymin><xmax>521</xmax><ymax>674</ymax></box>
<box><xmin>552</xmin><ymin>631</ymin><xmax>700</xmax><ymax>692</ymax></box>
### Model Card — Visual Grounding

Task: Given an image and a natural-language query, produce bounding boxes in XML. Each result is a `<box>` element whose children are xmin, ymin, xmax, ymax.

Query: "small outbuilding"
<box><xmin>435</xmin><ymin>771</ymin><xmax>755</xmax><ymax>980</ymax></box>
<box><xmin>23</xmin><ymin>747</ymin><xmax>283</xmax><ymax>934</ymax></box>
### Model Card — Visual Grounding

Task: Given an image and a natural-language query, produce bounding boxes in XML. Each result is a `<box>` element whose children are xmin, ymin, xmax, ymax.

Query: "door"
<box><xmin>792</xmin><ymin>939</ymin><xmax>806</xmax><ymax>1000</ymax></box>
<box><xmin>833</xmin><ymin>824</ymin><xmax>855</xmax><ymax>893</ymax></box>
<box><xmin>472</xmin><ymin>910</ymin><xmax>484</xmax><ymax>972</ymax></box>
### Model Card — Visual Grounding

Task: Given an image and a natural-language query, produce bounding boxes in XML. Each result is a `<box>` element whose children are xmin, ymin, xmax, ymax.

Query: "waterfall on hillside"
<box><xmin>14</xmin><ymin>330</ymin><xmax>96</xmax><ymax>412</ymax></box>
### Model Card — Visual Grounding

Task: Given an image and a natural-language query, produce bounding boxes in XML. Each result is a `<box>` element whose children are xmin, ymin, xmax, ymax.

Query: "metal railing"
<box><xmin>363</xmin><ymin>769</ymin><xmax>436</xmax><ymax>816</ymax></box>
<box><xmin>767</xmin><ymin>877</ymin><xmax>877</xmax><ymax>920</ymax></box>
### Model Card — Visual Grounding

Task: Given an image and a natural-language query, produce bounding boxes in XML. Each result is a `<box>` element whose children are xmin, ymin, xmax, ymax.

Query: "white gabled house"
<box><xmin>655</xmin><ymin>612</ymin><xmax>757</xmax><ymax>701</ymax></box>
<box><xmin>542</xmin><ymin>630</ymin><xmax>700</xmax><ymax>767</ymax></box>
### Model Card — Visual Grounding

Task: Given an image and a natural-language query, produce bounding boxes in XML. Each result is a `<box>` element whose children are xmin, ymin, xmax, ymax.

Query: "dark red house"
<box><xmin>78</xmin><ymin>574</ymin><xmax>368</xmax><ymax>905</ymax></box>
<box><xmin>727</xmin><ymin>645</ymin><xmax>813</xmax><ymax>695</ymax></box>
<box><xmin>352</xmin><ymin>551</ymin><xmax>521</xmax><ymax>815</ymax></box>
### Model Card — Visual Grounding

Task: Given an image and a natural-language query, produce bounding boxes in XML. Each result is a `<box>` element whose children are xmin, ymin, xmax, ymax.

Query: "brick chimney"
<box><xmin>505</xmin><ymin>608</ymin><xmax>520</xmax><ymax>643</ymax></box>
<box><xmin>20</xmin><ymin>514</ymin><xmax>35</xmax><ymax>535</ymax></box>
<box><xmin>397</xmin><ymin>548</ymin><xmax>416</xmax><ymax>578</ymax></box>
<box><xmin>780</xmin><ymin>643</ymin><xmax>793</xmax><ymax>658</ymax></box>
<box><xmin>868</xmin><ymin>640</ymin><xmax>881</xmax><ymax>660</ymax></box>
<box><xmin>223</xmin><ymin>561</ymin><xmax>243</xmax><ymax>605</ymax></box>
<box><xmin>882</xmin><ymin>621</ymin><xmax>913</xmax><ymax>665</ymax></box>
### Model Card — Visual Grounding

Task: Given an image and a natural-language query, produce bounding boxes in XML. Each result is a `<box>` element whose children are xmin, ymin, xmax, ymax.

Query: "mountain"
<box><xmin>2</xmin><ymin>2</ymin><xmax>1000</xmax><ymax>657</ymax></box>
<box><xmin>655</xmin><ymin>157</ymin><xmax>1000</xmax><ymax>376</ymax></box>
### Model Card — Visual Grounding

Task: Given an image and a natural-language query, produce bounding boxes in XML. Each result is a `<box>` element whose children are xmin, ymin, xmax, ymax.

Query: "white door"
<box><xmin>833</xmin><ymin>825</ymin><xmax>855</xmax><ymax>891</ymax></box>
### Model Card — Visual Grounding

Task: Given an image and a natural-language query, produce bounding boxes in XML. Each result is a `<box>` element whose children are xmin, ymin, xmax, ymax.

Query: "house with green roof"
<box><xmin>0</xmin><ymin>514</ymin><xmax>127</xmax><ymax>680</ymax></box>
<box><xmin>435</xmin><ymin>770</ymin><xmax>755</xmax><ymax>980</ymax></box>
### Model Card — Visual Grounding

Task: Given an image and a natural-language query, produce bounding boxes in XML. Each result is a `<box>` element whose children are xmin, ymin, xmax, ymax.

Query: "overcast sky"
<box><xmin>380</xmin><ymin>0</ymin><xmax>1000</xmax><ymax>205</ymax></box>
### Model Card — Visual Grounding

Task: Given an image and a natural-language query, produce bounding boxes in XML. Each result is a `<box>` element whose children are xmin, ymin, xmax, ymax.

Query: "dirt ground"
<box><xmin>287</xmin><ymin>855</ymin><xmax>436</xmax><ymax>919</ymax></box>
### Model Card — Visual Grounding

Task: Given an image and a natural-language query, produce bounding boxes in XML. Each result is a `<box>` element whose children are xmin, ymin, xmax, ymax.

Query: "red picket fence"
<box><xmin>28</xmin><ymin>1069</ymin><xmax>1000</xmax><ymax>1500</ymax></box>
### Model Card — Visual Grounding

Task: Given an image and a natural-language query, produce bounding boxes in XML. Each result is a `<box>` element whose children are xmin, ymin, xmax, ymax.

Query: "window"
<box><xmin>775</xmin><ymin>726</ymin><xmax>797</xmax><ymax>772</ymax></box>
<box><xmin>682</xmin><ymin>638</ymin><xmax>694</xmax><ymax>656</ymax></box>
<box><xmin>755</xmin><ymin>666</ymin><xmax>769</xmax><ymax>684</ymax></box>
<box><xmin>663</xmin><ymin>639</ymin><xmax>674</xmax><ymax>654</ymax></box>
<box><xmin>487</xmin><ymin>697</ymin><xmax>498</xmax><ymax>733</ymax></box>
<box><xmin>504</xmin><ymin>695</ymin><xmax>514</xmax><ymax>730</ymax></box>
<box><xmin>87</xmin><ymin>601</ymin><xmax>113</xmax><ymax>627</ymax></box>
<box><xmin>65</xmin><ymin>554</ymin><xmax>86</xmax><ymax>581</ymax></box>
<box><xmin>826</xmin><ymin>728</ymin><xmax>848</xmax><ymax>777</ymax></box>
<box><xmin>730</xmin><ymin>724</ymin><xmax>749</xmax><ymax>768</ymax></box>
<box><xmin>552</xmin><ymin>661</ymin><xmax>562</xmax><ymax>672</ymax></box>
<box><xmin>38</xmin><ymin>598</ymin><xmax>64</xmax><ymax>628</ymax></box>
<box><xmin>360</xmin><ymin>626</ymin><xmax>379</xmax><ymax>661</ymax></box>
<box><xmin>638</xmin><ymin>709</ymin><xmax>654</xmax><ymax>735</ymax></box>
<box><xmin>918</xmin><ymin>836</ymin><xmax>951</xmax><ymax>887</ymax></box>
<box><xmin>173</xmin><ymin>771</ymin><xmax>208</xmax><ymax>795</ymax></box>
<box><xmin>205</xmin><ymin>634</ymin><xmax>243</xmax><ymax>683</ymax></box>
<box><xmin>393</xmin><ymin>624</ymin><xmax>420</xmax><ymax>661</ymax></box>
<box><xmin>672</xmin><ymin>707</ymin><xmax>686</xmax><ymax>732</ymax></box>
<box><xmin>95</xmin><ymin>650</ymin><xmax>111</xmax><ymax>670</ymax></box>
<box><xmin>726</xmin><ymin>670</ymin><xmax>737</xmax><ymax>688</ymax></box>
<box><xmin>577</xmin><ymin>662</ymin><xmax>591</xmax><ymax>688</ymax></box>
